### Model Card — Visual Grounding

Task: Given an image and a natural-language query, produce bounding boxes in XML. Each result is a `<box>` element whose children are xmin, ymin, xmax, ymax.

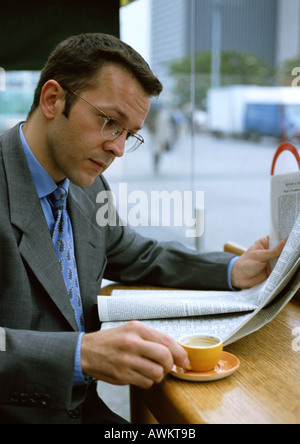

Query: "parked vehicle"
<box><xmin>207</xmin><ymin>86</ymin><xmax>300</xmax><ymax>141</ymax></box>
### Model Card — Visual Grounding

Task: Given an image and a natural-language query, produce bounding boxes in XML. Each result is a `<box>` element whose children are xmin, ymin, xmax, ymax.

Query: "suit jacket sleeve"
<box><xmin>0</xmin><ymin>329</ymin><xmax>80</xmax><ymax>411</ymax></box>
<box><xmin>105</xmin><ymin>230</ymin><xmax>234</xmax><ymax>290</ymax></box>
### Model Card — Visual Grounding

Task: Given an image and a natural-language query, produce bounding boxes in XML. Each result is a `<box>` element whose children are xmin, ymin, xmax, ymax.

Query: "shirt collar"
<box><xmin>19</xmin><ymin>124</ymin><xmax>69</xmax><ymax>198</ymax></box>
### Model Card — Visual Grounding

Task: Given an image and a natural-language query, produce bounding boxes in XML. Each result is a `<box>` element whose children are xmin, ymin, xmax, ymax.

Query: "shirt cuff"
<box><xmin>227</xmin><ymin>256</ymin><xmax>239</xmax><ymax>290</ymax></box>
<box><xmin>73</xmin><ymin>332</ymin><xmax>92</xmax><ymax>386</ymax></box>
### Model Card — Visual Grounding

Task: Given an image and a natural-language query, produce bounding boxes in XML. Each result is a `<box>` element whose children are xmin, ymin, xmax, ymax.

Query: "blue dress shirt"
<box><xmin>19</xmin><ymin>124</ymin><xmax>86</xmax><ymax>386</ymax></box>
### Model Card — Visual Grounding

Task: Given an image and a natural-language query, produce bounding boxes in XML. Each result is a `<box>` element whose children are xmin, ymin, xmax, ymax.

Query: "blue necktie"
<box><xmin>49</xmin><ymin>187</ymin><xmax>85</xmax><ymax>332</ymax></box>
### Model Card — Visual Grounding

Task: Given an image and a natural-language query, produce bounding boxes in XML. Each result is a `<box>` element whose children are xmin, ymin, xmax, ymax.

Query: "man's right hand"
<box><xmin>81</xmin><ymin>321</ymin><xmax>190</xmax><ymax>389</ymax></box>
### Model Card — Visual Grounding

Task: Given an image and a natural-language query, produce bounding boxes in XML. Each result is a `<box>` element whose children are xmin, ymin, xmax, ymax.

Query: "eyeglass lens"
<box><xmin>101</xmin><ymin>118</ymin><xmax>143</xmax><ymax>153</ymax></box>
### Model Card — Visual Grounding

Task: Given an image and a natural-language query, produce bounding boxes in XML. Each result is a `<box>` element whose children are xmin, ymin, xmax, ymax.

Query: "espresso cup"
<box><xmin>179</xmin><ymin>334</ymin><xmax>223</xmax><ymax>372</ymax></box>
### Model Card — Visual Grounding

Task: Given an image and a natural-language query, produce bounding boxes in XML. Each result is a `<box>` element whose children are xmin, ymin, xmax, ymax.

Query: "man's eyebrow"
<box><xmin>114</xmin><ymin>108</ymin><xmax>128</xmax><ymax>122</ymax></box>
<box><xmin>103</xmin><ymin>106</ymin><xmax>143</xmax><ymax>131</ymax></box>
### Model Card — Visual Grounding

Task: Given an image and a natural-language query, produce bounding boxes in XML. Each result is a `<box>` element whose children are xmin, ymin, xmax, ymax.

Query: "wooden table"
<box><xmin>100</xmin><ymin>285</ymin><xmax>300</xmax><ymax>425</ymax></box>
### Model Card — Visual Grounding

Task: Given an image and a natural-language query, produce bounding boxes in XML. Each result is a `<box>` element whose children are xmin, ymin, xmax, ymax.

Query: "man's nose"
<box><xmin>103</xmin><ymin>133</ymin><xmax>126</xmax><ymax>158</ymax></box>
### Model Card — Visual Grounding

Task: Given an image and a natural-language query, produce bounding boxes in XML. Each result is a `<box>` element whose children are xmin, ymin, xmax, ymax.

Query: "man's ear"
<box><xmin>39</xmin><ymin>80</ymin><xmax>65</xmax><ymax>120</ymax></box>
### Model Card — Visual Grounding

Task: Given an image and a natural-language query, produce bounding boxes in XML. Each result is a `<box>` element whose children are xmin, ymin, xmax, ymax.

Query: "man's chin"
<box><xmin>68</xmin><ymin>172</ymin><xmax>101</xmax><ymax>189</ymax></box>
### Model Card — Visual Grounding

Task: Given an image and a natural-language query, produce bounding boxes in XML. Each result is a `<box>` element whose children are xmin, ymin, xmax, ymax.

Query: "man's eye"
<box><xmin>104</xmin><ymin>118</ymin><xmax>116</xmax><ymax>129</ymax></box>
<box><xmin>103</xmin><ymin>117</ymin><xmax>123</xmax><ymax>136</ymax></box>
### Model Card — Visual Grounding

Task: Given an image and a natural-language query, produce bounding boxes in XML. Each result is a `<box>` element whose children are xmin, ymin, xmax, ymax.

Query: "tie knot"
<box><xmin>49</xmin><ymin>187</ymin><xmax>68</xmax><ymax>214</ymax></box>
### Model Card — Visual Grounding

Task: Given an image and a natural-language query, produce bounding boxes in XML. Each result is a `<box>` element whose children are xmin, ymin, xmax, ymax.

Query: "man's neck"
<box><xmin>22</xmin><ymin>116</ymin><xmax>66</xmax><ymax>184</ymax></box>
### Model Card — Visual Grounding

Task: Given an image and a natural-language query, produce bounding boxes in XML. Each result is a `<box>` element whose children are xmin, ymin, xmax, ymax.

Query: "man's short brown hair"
<box><xmin>28</xmin><ymin>33</ymin><xmax>163</xmax><ymax>118</ymax></box>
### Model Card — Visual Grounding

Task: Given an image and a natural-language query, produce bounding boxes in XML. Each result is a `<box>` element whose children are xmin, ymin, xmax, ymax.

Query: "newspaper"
<box><xmin>99</xmin><ymin>212</ymin><xmax>300</xmax><ymax>346</ymax></box>
<box><xmin>269</xmin><ymin>171</ymin><xmax>300</xmax><ymax>269</ymax></box>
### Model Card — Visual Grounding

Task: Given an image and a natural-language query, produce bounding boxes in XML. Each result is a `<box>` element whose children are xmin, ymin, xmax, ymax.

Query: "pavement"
<box><xmin>97</xmin><ymin>129</ymin><xmax>291</xmax><ymax>422</ymax></box>
<box><xmin>104</xmin><ymin>129</ymin><xmax>280</xmax><ymax>250</ymax></box>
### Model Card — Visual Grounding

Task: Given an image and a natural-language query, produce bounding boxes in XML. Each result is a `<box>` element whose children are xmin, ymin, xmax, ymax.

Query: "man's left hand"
<box><xmin>231</xmin><ymin>236</ymin><xmax>285</xmax><ymax>290</ymax></box>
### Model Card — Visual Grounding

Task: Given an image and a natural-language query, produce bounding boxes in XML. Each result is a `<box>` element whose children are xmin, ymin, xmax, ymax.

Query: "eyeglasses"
<box><xmin>62</xmin><ymin>87</ymin><xmax>144</xmax><ymax>153</ymax></box>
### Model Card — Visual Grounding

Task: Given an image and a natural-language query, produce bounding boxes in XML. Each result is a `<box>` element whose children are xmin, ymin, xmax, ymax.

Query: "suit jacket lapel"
<box><xmin>2</xmin><ymin>125</ymin><xmax>78</xmax><ymax>331</ymax></box>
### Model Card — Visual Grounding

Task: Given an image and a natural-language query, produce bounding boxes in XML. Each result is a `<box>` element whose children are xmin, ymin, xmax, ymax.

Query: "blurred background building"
<box><xmin>149</xmin><ymin>0</ymin><xmax>300</xmax><ymax>97</ymax></box>
<box><xmin>154</xmin><ymin>0</ymin><xmax>299</xmax><ymax>66</ymax></box>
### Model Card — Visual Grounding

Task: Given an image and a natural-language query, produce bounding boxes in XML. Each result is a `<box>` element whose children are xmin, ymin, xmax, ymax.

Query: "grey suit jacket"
<box><xmin>0</xmin><ymin>124</ymin><xmax>234</xmax><ymax>424</ymax></box>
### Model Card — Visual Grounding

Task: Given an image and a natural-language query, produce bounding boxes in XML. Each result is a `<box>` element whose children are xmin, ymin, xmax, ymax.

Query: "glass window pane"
<box><xmin>117</xmin><ymin>0</ymin><xmax>300</xmax><ymax>252</ymax></box>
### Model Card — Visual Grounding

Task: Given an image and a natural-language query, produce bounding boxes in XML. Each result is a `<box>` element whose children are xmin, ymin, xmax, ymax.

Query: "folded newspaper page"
<box><xmin>269</xmin><ymin>170</ymin><xmax>300</xmax><ymax>269</ymax></box>
<box><xmin>99</xmin><ymin>212</ymin><xmax>300</xmax><ymax>346</ymax></box>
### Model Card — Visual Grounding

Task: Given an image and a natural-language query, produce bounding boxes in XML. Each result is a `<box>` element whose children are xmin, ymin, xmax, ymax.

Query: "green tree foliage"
<box><xmin>168</xmin><ymin>51</ymin><xmax>275</xmax><ymax>107</ymax></box>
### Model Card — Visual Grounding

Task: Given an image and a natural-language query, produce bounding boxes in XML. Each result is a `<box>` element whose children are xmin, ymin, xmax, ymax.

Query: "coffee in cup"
<box><xmin>179</xmin><ymin>334</ymin><xmax>223</xmax><ymax>372</ymax></box>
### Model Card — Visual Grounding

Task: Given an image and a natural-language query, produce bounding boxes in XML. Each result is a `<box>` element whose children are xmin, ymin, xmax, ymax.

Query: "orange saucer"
<box><xmin>170</xmin><ymin>351</ymin><xmax>240</xmax><ymax>382</ymax></box>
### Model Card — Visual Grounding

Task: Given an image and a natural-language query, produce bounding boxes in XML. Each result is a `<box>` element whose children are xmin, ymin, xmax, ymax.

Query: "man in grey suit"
<box><xmin>0</xmin><ymin>34</ymin><xmax>284</xmax><ymax>424</ymax></box>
